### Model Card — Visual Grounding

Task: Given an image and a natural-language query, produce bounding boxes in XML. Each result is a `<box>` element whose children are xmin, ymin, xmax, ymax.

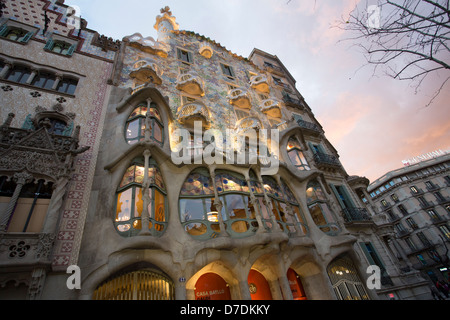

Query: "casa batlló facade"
<box><xmin>0</xmin><ymin>1</ymin><xmax>433</xmax><ymax>300</ymax></box>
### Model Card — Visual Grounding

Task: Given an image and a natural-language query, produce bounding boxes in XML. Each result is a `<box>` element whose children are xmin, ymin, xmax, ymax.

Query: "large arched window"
<box><xmin>306</xmin><ymin>181</ymin><xmax>340</xmax><ymax>236</ymax></box>
<box><xmin>125</xmin><ymin>103</ymin><xmax>163</xmax><ymax>145</ymax></box>
<box><xmin>215</xmin><ymin>170</ymin><xmax>258</xmax><ymax>237</ymax></box>
<box><xmin>287</xmin><ymin>138</ymin><xmax>310</xmax><ymax>171</ymax></box>
<box><xmin>179</xmin><ymin>168</ymin><xmax>219</xmax><ymax>240</ymax></box>
<box><xmin>262</xmin><ymin>176</ymin><xmax>308</xmax><ymax>236</ymax></box>
<box><xmin>115</xmin><ymin>158</ymin><xmax>167</xmax><ymax>237</ymax></box>
<box><xmin>179</xmin><ymin>169</ymin><xmax>259</xmax><ymax>240</ymax></box>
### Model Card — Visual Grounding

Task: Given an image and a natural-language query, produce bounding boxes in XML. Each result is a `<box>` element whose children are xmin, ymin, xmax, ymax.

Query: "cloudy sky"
<box><xmin>69</xmin><ymin>0</ymin><xmax>449</xmax><ymax>183</ymax></box>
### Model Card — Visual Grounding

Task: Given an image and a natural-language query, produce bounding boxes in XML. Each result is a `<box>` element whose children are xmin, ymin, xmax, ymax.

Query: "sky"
<box><xmin>68</xmin><ymin>0</ymin><xmax>450</xmax><ymax>183</ymax></box>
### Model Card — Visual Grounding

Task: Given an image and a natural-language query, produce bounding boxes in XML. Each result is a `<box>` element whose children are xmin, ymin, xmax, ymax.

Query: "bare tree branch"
<box><xmin>337</xmin><ymin>0</ymin><xmax>450</xmax><ymax>106</ymax></box>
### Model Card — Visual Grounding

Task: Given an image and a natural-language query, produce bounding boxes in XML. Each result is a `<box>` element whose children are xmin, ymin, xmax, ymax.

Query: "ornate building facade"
<box><xmin>0</xmin><ymin>1</ymin><xmax>433</xmax><ymax>300</ymax></box>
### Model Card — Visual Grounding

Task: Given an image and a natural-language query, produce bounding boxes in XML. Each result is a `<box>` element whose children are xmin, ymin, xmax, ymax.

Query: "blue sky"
<box><xmin>69</xmin><ymin>0</ymin><xmax>450</xmax><ymax>182</ymax></box>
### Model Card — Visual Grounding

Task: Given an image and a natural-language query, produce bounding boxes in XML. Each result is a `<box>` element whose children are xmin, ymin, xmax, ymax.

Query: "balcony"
<box><xmin>430</xmin><ymin>215</ymin><xmax>449</xmax><ymax>226</ymax></box>
<box><xmin>297</xmin><ymin>119</ymin><xmax>322</xmax><ymax>136</ymax></box>
<box><xmin>176</xmin><ymin>101</ymin><xmax>210</xmax><ymax>129</ymax></box>
<box><xmin>313</xmin><ymin>151</ymin><xmax>341</xmax><ymax>170</ymax></box>
<box><xmin>227</xmin><ymin>88</ymin><xmax>251</xmax><ymax>109</ymax></box>
<box><xmin>176</xmin><ymin>71</ymin><xmax>205</xmax><ymax>96</ymax></box>
<box><xmin>199</xmin><ymin>43</ymin><xmax>213</xmax><ymax>59</ymax></box>
<box><xmin>235</xmin><ymin>117</ymin><xmax>262</xmax><ymax>135</ymax></box>
<box><xmin>249</xmin><ymin>75</ymin><xmax>270</xmax><ymax>94</ymax></box>
<box><xmin>283</xmin><ymin>95</ymin><xmax>304</xmax><ymax>110</ymax></box>
<box><xmin>260</xmin><ymin>99</ymin><xmax>282</xmax><ymax>118</ymax></box>
<box><xmin>419</xmin><ymin>200</ymin><xmax>434</xmax><ymax>210</ymax></box>
<box><xmin>263</xmin><ymin>62</ymin><xmax>284</xmax><ymax>76</ymax></box>
<box><xmin>129</xmin><ymin>60</ymin><xmax>163</xmax><ymax>85</ymax></box>
<box><xmin>342</xmin><ymin>207</ymin><xmax>372</xmax><ymax>223</ymax></box>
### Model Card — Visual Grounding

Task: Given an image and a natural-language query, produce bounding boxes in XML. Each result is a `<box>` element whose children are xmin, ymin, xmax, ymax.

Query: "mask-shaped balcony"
<box><xmin>235</xmin><ymin>116</ymin><xmax>262</xmax><ymax>135</ymax></box>
<box><xmin>176</xmin><ymin>71</ymin><xmax>205</xmax><ymax>97</ymax></box>
<box><xmin>129</xmin><ymin>60</ymin><xmax>163</xmax><ymax>85</ymax></box>
<box><xmin>250</xmin><ymin>75</ymin><xmax>270</xmax><ymax>94</ymax></box>
<box><xmin>199</xmin><ymin>43</ymin><xmax>213</xmax><ymax>59</ymax></box>
<box><xmin>176</xmin><ymin>101</ymin><xmax>210</xmax><ymax>129</ymax></box>
<box><xmin>227</xmin><ymin>88</ymin><xmax>251</xmax><ymax>109</ymax></box>
<box><xmin>260</xmin><ymin>99</ymin><xmax>282</xmax><ymax>118</ymax></box>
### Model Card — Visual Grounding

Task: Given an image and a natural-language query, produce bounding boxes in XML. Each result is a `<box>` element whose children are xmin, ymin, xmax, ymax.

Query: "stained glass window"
<box><xmin>115</xmin><ymin>159</ymin><xmax>166</xmax><ymax>237</ymax></box>
<box><xmin>126</xmin><ymin>103</ymin><xmax>164</xmax><ymax>145</ymax></box>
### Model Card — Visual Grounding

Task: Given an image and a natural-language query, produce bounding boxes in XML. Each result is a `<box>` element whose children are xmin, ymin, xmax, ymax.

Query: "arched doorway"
<box><xmin>194</xmin><ymin>273</ymin><xmax>231</xmax><ymax>300</ymax></box>
<box><xmin>327</xmin><ymin>255</ymin><xmax>370</xmax><ymax>300</ymax></box>
<box><xmin>248</xmin><ymin>269</ymin><xmax>273</xmax><ymax>300</ymax></box>
<box><xmin>93</xmin><ymin>268</ymin><xmax>175</xmax><ymax>300</ymax></box>
<box><xmin>287</xmin><ymin>268</ymin><xmax>307</xmax><ymax>300</ymax></box>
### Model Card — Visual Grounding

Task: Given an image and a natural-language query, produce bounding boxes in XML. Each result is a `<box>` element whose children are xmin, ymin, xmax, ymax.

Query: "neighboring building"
<box><xmin>366</xmin><ymin>153</ymin><xmax>450</xmax><ymax>285</ymax></box>
<box><xmin>0</xmin><ymin>2</ymin><xmax>433</xmax><ymax>300</ymax></box>
<box><xmin>0</xmin><ymin>0</ymin><xmax>118</xmax><ymax>299</ymax></box>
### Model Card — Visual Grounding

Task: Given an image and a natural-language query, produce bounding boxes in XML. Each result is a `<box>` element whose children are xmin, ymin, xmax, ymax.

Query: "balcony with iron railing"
<box><xmin>342</xmin><ymin>207</ymin><xmax>372</xmax><ymax>223</ymax></box>
<box><xmin>283</xmin><ymin>95</ymin><xmax>304</xmax><ymax>110</ymax></box>
<box><xmin>313</xmin><ymin>151</ymin><xmax>341</xmax><ymax>170</ymax></box>
<box><xmin>227</xmin><ymin>88</ymin><xmax>252</xmax><ymax>109</ymax></box>
<box><xmin>176</xmin><ymin>71</ymin><xmax>205</xmax><ymax>97</ymax></box>
<box><xmin>249</xmin><ymin>75</ymin><xmax>270</xmax><ymax>94</ymax></box>
<box><xmin>296</xmin><ymin>119</ymin><xmax>322</xmax><ymax>136</ymax></box>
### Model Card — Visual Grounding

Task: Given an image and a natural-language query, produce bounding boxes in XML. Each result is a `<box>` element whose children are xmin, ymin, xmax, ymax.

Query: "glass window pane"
<box><xmin>153</xmin><ymin>122</ymin><xmax>162</xmax><ymax>142</ymax></box>
<box><xmin>126</xmin><ymin>119</ymin><xmax>140</xmax><ymax>142</ymax></box>
<box><xmin>154</xmin><ymin>188</ymin><xmax>165</xmax><ymax>222</ymax></box>
<box><xmin>116</xmin><ymin>188</ymin><xmax>133</xmax><ymax>222</ymax></box>
<box><xmin>223</xmin><ymin>194</ymin><xmax>247</xmax><ymax>220</ymax></box>
<box><xmin>179</xmin><ymin>198</ymin><xmax>205</xmax><ymax>222</ymax></box>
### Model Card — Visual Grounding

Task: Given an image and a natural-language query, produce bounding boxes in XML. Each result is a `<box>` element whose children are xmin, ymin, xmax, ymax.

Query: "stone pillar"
<box><xmin>144</xmin><ymin>98</ymin><xmax>153</xmax><ymax>142</ymax></box>
<box><xmin>139</xmin><ymin>149</ymin><xmax>152</xmax><ymax>236</ymax></box>
<box><xmin>209</xmin><ymin>167</ymin><xmax>228</xmax><ymax>237</ymax></box>
<box><xmin>244</xmin><ymin>173</ymin><xmax>265</xmax><ymax>234</ymax></box>
<box><xmin>0</xmin><ymin>172</ymin><xmax>33</xmax><ymax>231</ymax></box>
<box><xmin>52</xmin><ymin>73</ymin><xmax>63</xmax><ymax>90</ymax></box>
<box><xmin>256</xmin><ymin>170</ymin><xmax>282</xmax><ymax>232</ymax></box>
<box><xmin>0</xmin><ymin>61</ymin><xmax>13</xmax><ymax>78</ymax></box>
<box><xmin>26</xmin><ymin>68</ymin><xmax>38</xmax><ymax>85</ymax></box>
<box><xmin>41</xmin><ymin>175</ymin><xmax>70</xmax><ymax>234</ymax></box>
<box><xmin>238</xmin><ymin>280</ymin><xmax>252</xmax><ymax>300</ymax></box>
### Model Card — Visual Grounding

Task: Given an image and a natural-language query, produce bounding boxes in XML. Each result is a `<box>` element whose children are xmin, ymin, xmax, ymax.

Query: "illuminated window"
<box><xmin>115</xmin><ymin>158</ymin><xmax>167</xmax><ymax>237</ymax></box>
<box><xmin>125</xmin><ymin>103</ymin><xmax>164</xmax><ymax>145</ymax></box>
<box><xmin>287</xmin><ymin>138</ymin><xmax>310</xmax><ymax>171</ymax></box>
<box><xmin>262</xmin><ymin>176</ymin><xmax>308</xmax><ymax>236</ymax></box>
<box><xmin>306</xmin><ymin>181</ymin><xmax>340</xmax><ymax>235</ymax></box>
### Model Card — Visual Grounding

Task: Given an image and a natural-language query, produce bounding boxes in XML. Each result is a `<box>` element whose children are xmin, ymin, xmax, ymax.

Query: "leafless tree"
<box><xmin>338</xmin><ymin>0</ymin><xmax>450</xmax><ymax>106</ymax></box>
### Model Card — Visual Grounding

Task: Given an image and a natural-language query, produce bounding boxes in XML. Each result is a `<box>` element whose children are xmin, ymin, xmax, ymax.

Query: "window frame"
<box><xmin>114</xmin><ymin>160</ymin><xmax>167</xmax><ymax>237</ymax></box>
<box><xmin>125</xmin><ymin>103</ymin><xmax>164</xmax><ymax>146</ymax></box>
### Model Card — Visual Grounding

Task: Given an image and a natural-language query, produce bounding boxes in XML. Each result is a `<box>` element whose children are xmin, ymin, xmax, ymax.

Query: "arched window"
<box><xmin>125</xmin><ymin>103</ymin><xmax>163</xmax><ymax>145</ymax></box>
<box><xmin>179</xmin><ymin>169</ymin><xmax>259</xmax><ymax>240</ymax></box>
<box><xmin>287</xmin><ymin>138</ymin><xmax>310</xmax><ymax>171</ymax></box>
<box><xmin>215</xmin><ymin>170</ymin><xmax>258</xmax><ymax>237</ymax></box>
<box><xmin>179</xmin><ymin>168</ymin><xmax>219</xmax><ymax>240</ymax></box>
<box><xmin>115</xmin><ymin>158</ymin><xmax>167</xmax><ymax>237</ymax></box>
<box><xmin>262</xmin><ymin>176</ymin><xmax>308</xmax><ymax>236</ymax></box>
<box><xmin>327</xmin><ymin>255</ymin><xmax>370</xmax><ymax>300</ymax></box>
<box><xmin>306</xmin><ymin>181</ymin><xmax>340</xmax><ymax>236</ymax></box>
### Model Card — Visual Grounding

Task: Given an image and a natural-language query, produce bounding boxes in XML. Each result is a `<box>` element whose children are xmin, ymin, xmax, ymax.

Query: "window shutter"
<box><xmin>0</xmin><ymin>25</ymin><xmax>8</xmax><ymax>37</ymax></box>
<box><xmin>66</xmin><ymin>44</ymin><xmax>76</xmax><ymax>56</ymax></box>
<box><xmin>176</xmin><ymin>48</ymin><xmax>181</xmax><ymax>60</ymax></box>
<box><xmin>187</xmin><ymin>51</ymin><xmax>193</xmax><ymax>64</ymax></box>
<box><xmin>44</xmin><ymin>39</ymin><xmax>54</xmax><ymax>50</ymax></box>
<box><xmin>330</xmin><ymin>184</ymin><xmax>346</xmax><ymax>209</ymax></box>
<box><xmin>20</xmin><ymin>31</ymin><xmax>34</xmax><ymax>43</ymax></box>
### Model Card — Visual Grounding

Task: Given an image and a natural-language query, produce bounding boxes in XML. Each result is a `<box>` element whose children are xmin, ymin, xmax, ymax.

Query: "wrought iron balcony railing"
<box><xmin>342</xmin><ymin>207</ymin><xmax>372</xmax><ymax>223</ymax></box>
<box><xmin>313</xmin><ymin>151</ymin><xmax>341</xmax><ymax>168</ymax></box>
